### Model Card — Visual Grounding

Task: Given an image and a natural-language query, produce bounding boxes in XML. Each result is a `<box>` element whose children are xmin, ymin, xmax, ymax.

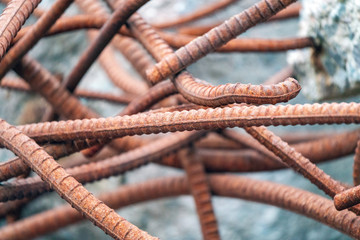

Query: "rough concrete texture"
<box><xmin>288</xmin><ymin>0</ymin><xmax>360</xmax><ymax>100</ymax></box>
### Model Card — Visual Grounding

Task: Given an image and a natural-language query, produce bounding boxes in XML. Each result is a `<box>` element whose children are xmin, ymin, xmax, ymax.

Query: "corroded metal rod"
<box><xmin>15</xmin><ymin>102</ymin><xmax>360</xmax><ymax>144</ymax></box>
<box><xmin>14</xmin><ymin>55</ymin><xmax>98</xmax><ymax>120</ymax></box>
<box><xmin>1</xmin><ymin>175</ymin><xmax>360</xmax><ymax>239</ymax></box>
<box><xmin>63</xmin><ymin>0</ymin><xmax>149</xmax><ymax>92</ymax></box>
<box><xmin>180</xmin><ymin>149</ymin><xmax>220</xmax><ymax>239</ymax></box>
<box><xmin>146</xmin><ymin>0</ymin><xmax>298</xmax><ymax>84</ymax></box>
<box><xmin>0</xmin><ymin>0</ymin><xmax>74</xmax><ymax>79</ymax></box>
<box><xmin>160</xmin><ymin>128</ymin><xmax>360</xmax><ymax>172</ymax></box>
<box><xmin>246</xmin><ymin>126</ymin><xmax>360</xmax><ymax>215</ymax></box>
<box><xmin>353</xmin><ymin>140</ymin><xmax>360</xmax><ymax>186</ymax></box>
<box><xmin>0</xmin><ymin>131</ymin><xmax>204</xmax><ymax>202</ymax></box>
<box><xmin>0</xmin><ymin>139</ymin><xmax>108</xmax><ymax>182</ymax></box>
<box><xmin>246</xmin><ymin>126</ymin><xmax>346</xmax><ymax>197</ymax></box>
<box><xmin>74</xmin><ymin>0</ymin><xmax>148</xmax><ymax>95</ymax></box>
<box><xmin>0</xmin><ymin>118</ymin><xmax>157</xmax><ymax>239</ymax></box>
<box><xmin>159</xmin><ymin>32</ymin><xmax>314</xmax><ymax>52</ymax></box>
<box><xmin>0</xmin><ymin>0</ymin><xmax>41</xmax><ymax>61</ymax></box>
<box><xmin>128</xmin><ymin>12</ymin><xmax>302</xmax><ymax>107</ymax></box>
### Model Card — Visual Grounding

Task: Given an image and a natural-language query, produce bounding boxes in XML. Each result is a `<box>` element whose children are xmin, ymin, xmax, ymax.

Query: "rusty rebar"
<box><xmin>159</xmin><ymin>32</ymin><xmax>314</xmax><ymax>52</ymax></box>
<box><xmin>0</xmin><ymin>139</ymin><xmax>110</xmax><ymax>182</ymax></box>
<box><xmin>0</xmin><ymin>0</ymin><xmax>45</xmax><ymax>16</ymax></box>
<box><xmin>7</xmin><ymin>18</ymin><xmax>151</xmax><ymax>155</ymax></box>
<box><xmin>0</xmin><ymin>0</ymin><xmax>41</xmax><ymax>61</ymax></box>
<box><xmin>353</xmin><ymin>140</ymin><xmax>360</xmax><ymax>186</ymax></box>
<box><xmin>161</xmin><ymin>128</ymin><xmax>359</xmax><ymax>172</ymax></box>
<box><xmin>80</xmin><ymin>79</ymin><xmax>177</xmax><ymax>157</ymax></box>
<box><xmin>0</xmin><ymin>131</ymin><xmax>204</xmax><ymax>202</ymax></box>
<box><xmin>334</xmin><ymin>142</ymin><xmax>360</xmax><ymax>210</ymax></box>
<box><xmin>0</xmin><ymin>177</ymin><xmax>187</xmax><ymax>240</ymax></box>
<box><xmin>210</xmin><ymin>175</ymin><xmax>360</xmax><ymax>239</ymax></box>
<box><xmin>0</xmin><ymin>118</ymin><xmax>157</xmax><ymax>239</ymax></box>
<box><xmin>334</xmin><ymin>184</ymin><xmax>360</xmax><ymax>211</ymax></box>
<box><xmin>75</xmin><ymin>0</ymin><xmax>147</xmax><ymax>94</ymax></box>
<box><xmin>127</xmin><ymin>13</ymin><xmax>301</xmax><ymax>107</ymax></box>
<box><xmin>0</xmin><ymin>113</ymin><xmax>359</xmax><ymax>184</ymax></box>
<box><xmin>245</xmin><ymin>126</ymin><xmax>346</xmax><ymax>198</ymax></box>
<box><xmin>14</xmin><ymin>102</ymin><xmax>360</xmax><ymax>144</ymax></box>
<box><xmin>64</xmin><ymin>0</ymin><xmax>149</xmax><ymax>93</ymax></box>
<box><xmin>74</xmin><ymin>0</ymin><xmax>149</xmax><ymax>94</ymax></box>
<box><xmin>2</xmin><ymin>175</ymin><xmax>360</xmax><ymax>239</ymax></box>
<box><xmin>0</xmin><ymin>0</ymin><xmax>358</xmax><ymax>238</ymax></box>
<box><xmin>146</xmin><ymin>0</ymin><xmax>298</xmax><ymax>84</ymax></box>
<box><xmin>0</xmin><ymin>0</ymin><xmax>74</xmax><ymax>79</ymax></box>
<box><xmin>180</xmin><ymin>149</ymin><xmax>220</xmax><ymax>239</ymax></box>
<box><xmin>13</xmin><ymin>55</ymin><xmax>98</xmax><ymax>120</ymax></box>
<box><xmin>30</xmin><ymin>12</ymin><xmax>174</xmax><ymax>158</ymax></box>
<box><xmin>175</xmin><ymin>76</ymin><xmax>301</xmax><ymax>106</ymax></box>
<box><xmin>246</xmin><ymin>126</ymin><xmax>360</xmax><ymax>218</ymax></box>
<box><xmin>126</xmin><ymin>13</ymin><xmax>173</xmax><ymax>63</ymax></box>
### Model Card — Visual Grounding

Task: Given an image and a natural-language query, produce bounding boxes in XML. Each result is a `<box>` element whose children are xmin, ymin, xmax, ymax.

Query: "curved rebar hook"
<box><xmin>128</xmin><ymin>11</ymin><xmax>301</xmax><ymax>107</ymax></box>
<box><xmin>174</xmin><ymin>73</ymin><xmax>301</xmax><ymax>106</ymax></box>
